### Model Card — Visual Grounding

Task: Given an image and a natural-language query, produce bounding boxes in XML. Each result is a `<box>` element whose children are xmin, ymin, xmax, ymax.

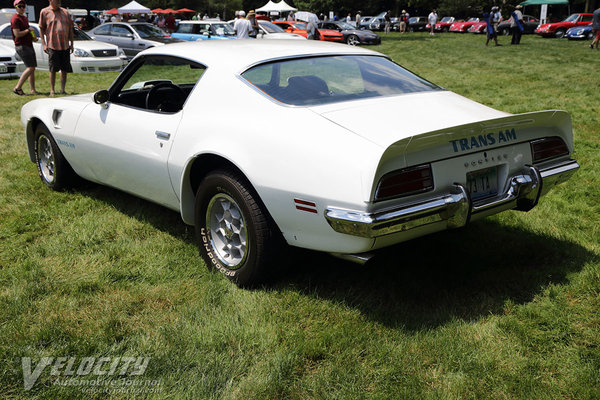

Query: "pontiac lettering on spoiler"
<box><xmin>449</xmin><ymin>129</ymin><xmax>517</xmax><ymax>153</ymax></box>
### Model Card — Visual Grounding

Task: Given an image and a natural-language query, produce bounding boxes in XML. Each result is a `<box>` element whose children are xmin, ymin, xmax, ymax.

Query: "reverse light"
<box><xmin>375</xmin><ymin>164</ymin><xmax>434</xmax><ymax>201</ymax></box>
<box><xmin>530</xmin><ymin>137</ymin><xmax>569</xmax><ymax>163</ymax></box>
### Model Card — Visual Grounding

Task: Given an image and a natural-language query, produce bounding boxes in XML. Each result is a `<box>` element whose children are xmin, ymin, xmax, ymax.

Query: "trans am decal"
<box><xmin>450</xmin><ymin>129</ymin><xmax>517</xmax><ymax>153</ymax></box>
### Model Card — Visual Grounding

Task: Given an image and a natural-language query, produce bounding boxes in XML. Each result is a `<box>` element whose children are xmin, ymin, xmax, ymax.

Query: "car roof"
<box><xmin>140</xmin><ymin>40</ymin><xmax>382</xmax><ymax>72</ymax></box>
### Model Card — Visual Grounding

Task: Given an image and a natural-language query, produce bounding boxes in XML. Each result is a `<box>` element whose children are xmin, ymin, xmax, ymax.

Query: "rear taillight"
<box><xmin>530</xmin><ymin>137</ymin><xmax>569</xmax><ymax>163</ymax></box>
<box><xmin>375</xmin><ymin>164</ymin><xmax>433</xmax><ymax>201</ymax></box>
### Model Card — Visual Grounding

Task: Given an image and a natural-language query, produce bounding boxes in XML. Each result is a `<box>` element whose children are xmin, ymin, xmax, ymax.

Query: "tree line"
<box><xmin>18</xmin><ymin>0</ymin><xmax>597</xmax><ymax>22</ymax></box>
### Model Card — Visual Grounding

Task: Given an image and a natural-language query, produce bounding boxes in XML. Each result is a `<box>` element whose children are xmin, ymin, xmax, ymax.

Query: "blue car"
<box><xmin>172</xmin><ymin>21</ymin><xmax>235</xmax><ymax>41</ymax></box>
<box><xmin>565</xmin><ymin>23</ymin><xmax>594</xmax><ymax>40</ymax></box>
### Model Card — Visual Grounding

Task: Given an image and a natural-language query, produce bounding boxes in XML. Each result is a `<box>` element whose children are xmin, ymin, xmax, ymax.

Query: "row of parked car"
<box><xmin>0</xmin><ymin>18</ymin><xmax>383</xmax><ymax>79</ymax></box>
<box><xmin>429</xmin><ymin>12</ymin><xmax>595</xmax><ymax>40</ymax></box>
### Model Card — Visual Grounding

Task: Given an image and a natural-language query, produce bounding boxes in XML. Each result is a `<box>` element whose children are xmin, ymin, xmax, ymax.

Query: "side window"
<box><xmin>582</xmin><ymin>15</ymin><xmax>593</xmax><ymax>22</ymax></box>
<box><xmin>113</xmin><ymin>56</ymin><xmax>206</xmax><ymax>113</ymax></box>
<box><xmin>94</xmin><ymin>24</ymin><xmax>111</xmax><ymax>35</ymax></box>
<box><xmin>177</xmin><ymin>23</ymin><xmax>194</xmax><ymax>34</ymax></box>
<box><xmin>112</xmin><ymin>25</ymin><xmax>132</xmax><ymax>37</ymax></box>
<box><xmin>0</xmin><ymin>26</ymin><xmax>11</xmax><ymax>39</ymax></box>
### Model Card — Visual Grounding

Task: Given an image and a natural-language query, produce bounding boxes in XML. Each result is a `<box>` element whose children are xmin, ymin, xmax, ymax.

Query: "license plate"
<box><xmin>467</xmin><ymin>167</ymin><xmax>498</xmax><ymax>200</ymax></box>
<box><xmin>0</xmin><ymin>65</ymin><xmax>7</xmax><ymax>73</ymax></box>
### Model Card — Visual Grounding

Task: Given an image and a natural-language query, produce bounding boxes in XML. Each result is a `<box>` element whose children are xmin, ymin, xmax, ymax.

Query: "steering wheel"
<box><xmin>145</xmin><ymin>82</ymin><xmax>186</xmax><ymax>112</ymax></box>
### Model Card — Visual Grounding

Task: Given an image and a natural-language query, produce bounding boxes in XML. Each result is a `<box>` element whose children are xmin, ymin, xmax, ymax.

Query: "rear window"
<box><xmin>241</xmin><ymin>55</ymin><xmax>441</xmax><ymax>106</ymax></box>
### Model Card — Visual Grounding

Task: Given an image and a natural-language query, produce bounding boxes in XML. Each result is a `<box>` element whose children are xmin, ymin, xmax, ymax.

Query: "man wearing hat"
<box><xmin>399</xmin><ymin>10</ymin><xmax>409</xmax><ymax>33</ymax></box>
<box><xmin>234</xmin><ymin>11</ymin><xmax>251</xmax><ymax>38</ymax></box>
<box><xmin>247</xmin><ymin>10</ymin><xmax>258</xmax><ymax>38</ymax></box>
<box><xmin>510</xmin><ymin>5</ymin><xmax>524</xmax><ymax>45</ymax></box>
<box><xmin>11</xmin><ymin>0</ymin><xmax>38</xmax><ymax>95</ymax></box>
<box><xmin>39</xmin><ymin>0</ymin><xmax>74</xmax><ymax>96</ymax></box>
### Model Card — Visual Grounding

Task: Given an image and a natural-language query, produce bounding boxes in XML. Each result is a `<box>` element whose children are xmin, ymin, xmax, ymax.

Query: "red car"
<box><xmin>273</xmin><ymin>20</ymin><xmax>344</xmax><ymax>42</ymax></box>
<box><xmin>432</xmin><ymin>16</ymin><xmax>455</xmax><ymax>32</ymax></box>
<box><xmin>449</xmin><ymin>18</ymin><xmax>480</xmax><ymax>32</ymax></box>
<box><xmin>468</xmin><ymin>21</ymin><xmax>487</xmax><ymax>34</ymax></box>
<box><xmin>535</xmin><ymin>13</ymin><xmax>594</xmax><ymax>38</ymax></box>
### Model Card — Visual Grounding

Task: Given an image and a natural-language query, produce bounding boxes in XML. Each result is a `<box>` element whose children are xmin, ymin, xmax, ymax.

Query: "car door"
<box><xmin>110</xmin><ymin>24</ymin><xmax>140</xmax><ymax>57</ymax></box>
<box><xmin>72</xmin><ymin>55</ymin><xmax>206</xmax><ymax>209</ymax></box>
<box><xmin>90</xmin><ymin>23</ymin><xmax>112</xmax><ymax>44</ymax></box>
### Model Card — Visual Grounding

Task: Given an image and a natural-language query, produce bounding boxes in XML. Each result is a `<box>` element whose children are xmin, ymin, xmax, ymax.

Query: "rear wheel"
<box><xmin>346</xmin><ymin>34</ymin><xmax>360</xmax><ymax>45</ymax></box>
<box><xmin>195</xmin><ymin>169</ymin><xmax>281</xmax><ymax>287</ymax></box>
<box><xmin>33</xmin><ymin>124</ymin><xmax>77</xmax><ymax>191</ymax></box>
<box><xmin>586</xmin><ymin>31</ymin><xmax>594</xmax><ymax>40</ymax></box>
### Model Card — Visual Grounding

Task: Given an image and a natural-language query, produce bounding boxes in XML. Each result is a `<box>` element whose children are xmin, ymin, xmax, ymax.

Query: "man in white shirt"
<box><xmin>428</xmin><ymin>10</ymin><xmax>438</xmax><ymax>35</ymax></box>
<box><xmin>234</xmin><ymin>11</ymin><xmax>251</xmax><ymax>38</ymax></box>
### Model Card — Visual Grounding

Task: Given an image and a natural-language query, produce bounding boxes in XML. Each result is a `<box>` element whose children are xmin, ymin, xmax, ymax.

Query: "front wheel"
<box><xmin>33</xmin><ymin>124</ymin><xmax>77</xmax><ymax>191</ymax></box>
<box><xmin>554</xmin><ymin>29</ymin><xmax>565</xmax><ymax>38</ymax></box>
<box><xmin>195</xmin><ymin>169</ymin><xmax>281</xmax><ymax>287</ymax></box>
<box><xmin>346</xmin><ymin>34</ymin><xmax>360</xmax><ymax>45</ymax></box>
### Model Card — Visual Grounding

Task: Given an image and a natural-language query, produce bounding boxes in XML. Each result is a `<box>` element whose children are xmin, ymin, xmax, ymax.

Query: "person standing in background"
<box><xmin>384</xmin><ymin>10</ymin><xmax>391</xmax><ymax>34</ymax></box>
<box><xmin>39</xmin><ymin>0</ymin><xmax>73</xmax><ymax>96</ymax></box>
<box><xmin>428</xmin><ymin>9</ymin><xmax>438</xmax><ymax>35</ymax></box>
<box><xmin>355</xmin><ymin>11</ymin><xmax>361</xmax><ymax>28</ymax></box>
<box><xmin>510</xmin><ymin>5</ymin><xmax>524</xmax><ymax>45</ymax></box>
<box><xmin>399</xmin><ymin>10</ymin><xmax>409</xmax><ymax>33</ymax></box>
<box><xmin>11</xmin><ymin>0</ymin><xmax>38</xmax><ymax>95</ymax></box>
<box><xmin>590</xmin><ymin>7</ymin><xmax>600</xmax><ymax>50</ymax></box>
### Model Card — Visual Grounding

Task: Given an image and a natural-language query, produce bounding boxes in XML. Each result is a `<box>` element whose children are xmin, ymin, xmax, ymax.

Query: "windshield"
<box><xmin>132</xmin><ymin>24</ymin><xmax>169</xmax><ymax>38</ymax></box>
<box><xmin>441</xmin><ymin>17</ymin><xmax>453</xmax><ymax>23</ymax></box>
<box><xmin>468</xmin><ymin>18</ymin><xmax>479</xmax><ymax>22</ymax></box>
<box><xmin>242</xmin><ymin>55</ymin><xmax>441</xmax><ymax>106</ymax></box>
<box><xmin>73</xmin><ymin>27</ymin><xmax>92</xmax><ymax>40</ymax></box>
<box><xmin>292</xmin><ymin>22</ymin><xmax>307</xmax><ymax>29</ymax></box>
<box><xmin>336</xmin><ymin>21</ymin><xmax>355</xmax><ymax>30</ymax></box>
<box><xmin>211</xmin><ymin>23</ymin><xmax>235</xmax><ymax>35</ymax></box>
<box><xmin>563</xmin><ymin>14</ymin><xmax>579</xmax><ymax>22</ymax></box>
<box><xmin>259</xmin><ymin>21</ymin><xmax>285</xmax><ymax>33</ymax></box>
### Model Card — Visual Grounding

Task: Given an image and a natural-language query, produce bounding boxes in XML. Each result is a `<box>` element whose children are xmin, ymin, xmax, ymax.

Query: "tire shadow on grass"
<box><xmin>274</xmin><ymin>219</ymin><xmax>596</xmax><ymax>331</ymax></box>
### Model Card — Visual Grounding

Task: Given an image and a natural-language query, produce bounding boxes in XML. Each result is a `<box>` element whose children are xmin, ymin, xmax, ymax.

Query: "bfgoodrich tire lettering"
<box><xmin>195</xmin><ymin>169</ymin><xmax>280</xmax><ymax>287</ymax></box>
<box><xmin>33</xmin><ymin>124</ymin><xmax>77</xmax><ymax>191</ymax></box>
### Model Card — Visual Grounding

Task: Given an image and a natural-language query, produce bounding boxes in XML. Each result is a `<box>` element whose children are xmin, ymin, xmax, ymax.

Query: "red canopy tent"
<box><xmin>176</xmin><ymin>8</ymin><xmax>196</xmax><ymax>13</ymax></box>
<box><xmin>104</xmin><ymin>8</ymin><xmax>118</xmax><ymax>15</ymax></box>
<box><xmin>162</xmin><ymin>8</ymin><xmax>176</xmax><ymax>13</ymax></box>
<box><xmin>151</xmin><ymin>8</ymin><xmax>164</xmax><ymax>13</ymax></box>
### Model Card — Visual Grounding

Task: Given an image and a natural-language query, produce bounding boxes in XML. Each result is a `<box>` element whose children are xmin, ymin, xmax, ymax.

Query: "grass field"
<box><xmin>1</xmin><ymin>32</ymin><xmax>599</xmax><ymax>399</ymax></box>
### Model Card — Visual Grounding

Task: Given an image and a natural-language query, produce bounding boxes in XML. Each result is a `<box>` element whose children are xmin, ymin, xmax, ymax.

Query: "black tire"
<box><xmin>346</xmin><ymin>34</ymin><xmax>360</xmax><ymax>46</ymax></box>
<box><xmin>33</xmin><ymin>124</ymin><xmax>77</xmax><ymax>191</ymax></box>
<box><xmin>554</xmin><ymin>29</ymin><xmax>565</xmax><ymax>38</ymax></box>
<box><xmin>195</xmin><ymin>169</ymin><xmax>280</xmax><ymax>287</ymax></box>
<box><xmin>501</xmin><ymin>28</ymin><xmax>509</xmax><ymax>36</ymax></box>
<box><xmin>586</xmin><ymin>31</ymin><xmax>594</xmax><ymax>40</ymax></box>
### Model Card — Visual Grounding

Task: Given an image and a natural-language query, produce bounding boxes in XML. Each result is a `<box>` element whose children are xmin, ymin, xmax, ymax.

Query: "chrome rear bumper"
<box><xmin>325</xmin><ymin>159</ymin><xmax>579</xmax><ymax>239</ymax></box>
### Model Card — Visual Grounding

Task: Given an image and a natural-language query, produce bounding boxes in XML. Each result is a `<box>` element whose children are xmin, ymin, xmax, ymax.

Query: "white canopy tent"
<box><xmin>256</xmin><ymin>0</ymin><xmax>297</xmax><ymax>13</ymax></box>
<box><xmin>118</xmin><ymin>0</ymin><xmax>151</xmax><ymax>14</ymax></box>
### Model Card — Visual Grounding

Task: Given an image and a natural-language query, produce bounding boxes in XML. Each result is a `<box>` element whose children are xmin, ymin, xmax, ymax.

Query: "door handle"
<box><xmin>155</xmin><ymin>131</ymin><xmax>171</xmax><ymax>140</ymax></box>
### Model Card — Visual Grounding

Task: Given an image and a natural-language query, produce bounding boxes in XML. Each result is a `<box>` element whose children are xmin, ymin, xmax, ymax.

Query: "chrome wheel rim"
<box><xmin>347</xmin><ymin>35</ymin><xmax>359</xmax><ymax>46</ymax></box>
<box><xmin>206</xmin><ymin>193</ymin><xmax>248</xmax><ymax>268</ymax></box>
<box><xmin>37</xmin><ymin>135</ymin><xmax>55</xmax><ymax>184</ymax></box>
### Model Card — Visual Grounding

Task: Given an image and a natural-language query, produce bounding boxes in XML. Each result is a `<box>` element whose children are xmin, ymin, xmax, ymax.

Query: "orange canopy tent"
<box><xmin>104</xmin><ymin>8</ymin><xmax>119</xmax><ymax>14</ymax></box>
<box><xmin>162</xmin><ymin>8</ymin><xmax>177</xmax><ymax>13</ymax></box>
<box><xmin>177</xmin><ymin>8</ymin><xmax>196</xmax><ymax>13</ymax></box>
<box><xmin>151</xmin><ymin>8</ymin><xmax>164</xmax><ymax>13</ymax></box>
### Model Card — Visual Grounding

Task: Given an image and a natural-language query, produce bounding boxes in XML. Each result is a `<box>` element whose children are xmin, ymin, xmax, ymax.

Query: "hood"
<box><xmin>73</xmin><ymin>40</ymin><xmax>120</xmax><ymax>52</ymax></box>
<box><xmin>312</xmin><ymin>91</ymin><xmax>509</xmax><ymax>148</ymax></box>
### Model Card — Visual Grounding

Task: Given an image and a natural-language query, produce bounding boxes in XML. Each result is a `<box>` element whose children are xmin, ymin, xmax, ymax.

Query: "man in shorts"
<box><xmin>591</xmin><ymin>7</ymin><xmax>600</xmax><ymax>50</ymax></box>
<box><xmin>39</xmin><ymin>0</ymin><xmax>73</xmax><ymax>96</ymax></box>
<box><xmin>11</xmin><ymin>0</ymin><xmax>38</xmax><ymax>95</ymax></box>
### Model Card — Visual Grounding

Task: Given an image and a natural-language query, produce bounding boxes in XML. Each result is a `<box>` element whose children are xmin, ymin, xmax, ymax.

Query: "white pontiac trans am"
<box><xmin>20</xmin><ymin>40</ymin><xmax>579</xmax><ymax>286</ymax></box>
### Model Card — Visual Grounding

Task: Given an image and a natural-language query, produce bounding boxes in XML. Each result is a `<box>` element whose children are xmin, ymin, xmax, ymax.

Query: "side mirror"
<box><xmin>94</xmin><ymin>89</ymin><xmax>109</xmax><ymax>105</ymax></box>
<box><xmin>126</xmin><ymin>33</ymin><xmax>134</xmax><ymax>39</ymax></box>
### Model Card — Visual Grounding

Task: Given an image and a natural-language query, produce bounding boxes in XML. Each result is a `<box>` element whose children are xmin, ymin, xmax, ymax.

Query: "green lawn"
<box><xmin>1</xmin><ymin>32</ymin><xmax>599</xmax><ymax>399</ymax></box>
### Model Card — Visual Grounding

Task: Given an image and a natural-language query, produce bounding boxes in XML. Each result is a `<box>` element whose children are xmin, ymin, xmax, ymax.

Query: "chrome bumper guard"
<box><xmin>325</xmin><ymin>159</ymin><xmax>579</xmax><ymax>238</ymax></box>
